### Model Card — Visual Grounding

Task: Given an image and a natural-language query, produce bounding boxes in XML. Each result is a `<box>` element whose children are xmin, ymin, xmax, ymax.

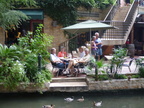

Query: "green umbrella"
<box><xmin>62</xmin><ymin>20</ymin><xmax>117</xmax><ymax>34</ymax></box>
<box><xmin>62</xmin><ymin>20</ymin><xmax>117</xmax><ymax>54</ymax></box>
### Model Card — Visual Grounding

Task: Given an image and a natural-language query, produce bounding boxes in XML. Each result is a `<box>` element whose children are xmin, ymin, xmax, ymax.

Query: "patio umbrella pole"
<box><xmin>89</xmin><ymin>28</ymin><xmax>91</xmax><ymax>55</ymax></box>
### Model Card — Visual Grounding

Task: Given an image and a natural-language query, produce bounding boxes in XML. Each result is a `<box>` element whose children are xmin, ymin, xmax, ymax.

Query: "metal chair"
<box><xmin>121</xmin><ymin>59</ymin><xmax>134</xmax><ymax>72</ymax></box>
<box><xmin>51</xmin><ymin>62</ymin><xmax>66</xmax><ymax>77</ymax></box>
<box><xmin>74</xmin><ymin>63</ymin><xmax>85</xmax><ymax>77</ymax></box>
<box><xmin>74</xmin><ymin>61</ymin><xmax>93</xmax><ymax>77</ymax></box>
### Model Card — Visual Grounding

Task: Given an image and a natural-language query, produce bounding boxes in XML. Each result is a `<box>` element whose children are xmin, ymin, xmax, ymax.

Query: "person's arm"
<box><xmin>78</xmin><ymin>55</ymin><xmax>90</xmax><ymax>63</ymax></box>
<box><xmin>96</xmin><ymin>42</ymin><xmax>102</xmax><ymax>45</ymax></box>
<box><xmin>96</xmin><ymin>39</ymin><xmax>102</xmax><ymax>45</ymax></box>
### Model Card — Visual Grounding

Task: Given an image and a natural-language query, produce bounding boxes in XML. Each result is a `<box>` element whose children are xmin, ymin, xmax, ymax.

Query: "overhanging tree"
<box><xmin>0</xmin><ymin>0</ymin><xmax>36</xmax><ymax>29</ymax></box>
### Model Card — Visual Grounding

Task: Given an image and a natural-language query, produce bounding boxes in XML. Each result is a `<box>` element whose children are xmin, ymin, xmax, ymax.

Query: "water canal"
<box><xmin>0</xmin><ymin>90</ymin><xmax>144</xmax><ymax>108</ymax></box>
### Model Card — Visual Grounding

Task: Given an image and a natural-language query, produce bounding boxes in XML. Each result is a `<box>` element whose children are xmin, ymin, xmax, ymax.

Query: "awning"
<box><xmin>18</xmin><ymin>9</ymin><xmax>44</xmax><ymax>20</ymax></box>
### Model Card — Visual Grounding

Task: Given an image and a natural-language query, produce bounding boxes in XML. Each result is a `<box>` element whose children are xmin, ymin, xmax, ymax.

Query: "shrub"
<box><xmin>139</xmin><ymin>66</ymin><xmax>144</xmax><ymax>78</ymax></box>
<box><xmin>131</xmin><ymin>74</ymin><xmax>140</xmax><ymax>78</ymax></box>
<box><xmin>0</xmin><ymin>24</ymin><xmax>53</xmax><ymax>90</ymax></box>
<box><xmin>98</xmin><ymin>74</ymin><xmax>109</xmax><ymax>81</ymax></box>
<box><xmin>114</xmin><ymin>74</ymin><xmax>127</xmax><ymax>79</ymax></box>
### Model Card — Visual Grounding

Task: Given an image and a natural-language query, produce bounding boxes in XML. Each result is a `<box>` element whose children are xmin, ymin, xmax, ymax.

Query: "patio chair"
<box><xmin>74</xmin><ymin>60</ymin><xmax>93</xmax><ymax>77</ymax></box>
<box><xmin>51</xmin><ymin>62</ymin><xmax>66</xmax><ymax>77</ymax></box>
<box><xmin>121</xmin><ymin>59</ymin><xmax>134</xmax><ymax>72</ymax></box>
<box><xmin>73</xmin><ymin>63</ymin><xmax>85</xmax><ymax>77</ymax></box>
<box><xmin>135</xmin><ymin>58</ymin><xmax>144</xmax><ymax>72</ymax></box>
<box><xmin>72</xmin><ymin>51</ymin><xmax>78</xmax><ymax>58</ymax></box>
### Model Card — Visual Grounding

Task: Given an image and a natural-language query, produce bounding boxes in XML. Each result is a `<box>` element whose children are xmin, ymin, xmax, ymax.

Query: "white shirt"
<box><xmin>78</xmin><ymin>51</ymin><xmax>85</xmax><ymax>58</ymax></box>
<box><xmin>50</xmin><ymin>54</ymin><xmax>61</xmax><ymax>63</ymax></box>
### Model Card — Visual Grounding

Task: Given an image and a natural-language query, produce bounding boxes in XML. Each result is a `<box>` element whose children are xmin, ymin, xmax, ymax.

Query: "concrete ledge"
<box><xmin>87</xmin><ymin>78</ymin><xmax>144</xmax><ymax>91</ymax></box>
<box><xmin>1</xmin><ymin>78</ymin><xmax>144</xmax><ymax>93</ymax></box>
<box><xmin>0</xmin><ymin>82</ymin><xmax>50</xmax><ymax>93</ymax></box>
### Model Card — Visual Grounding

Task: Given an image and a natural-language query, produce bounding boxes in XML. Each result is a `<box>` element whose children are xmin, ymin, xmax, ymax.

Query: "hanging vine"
<box><xmin>36</xmin><ymin>0</ymin><xmax>114</xmax><ymax>27</ymax></box>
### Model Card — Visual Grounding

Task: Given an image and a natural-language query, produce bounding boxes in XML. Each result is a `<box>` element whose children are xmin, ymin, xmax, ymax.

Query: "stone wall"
<box><xmin>1</xmin><ymin>78</ymin><xmax>144</xmax><ymax>93</ymax></box>
<box><xmin>43</xmin><ymin>16</ymin><xmax>67</xmax><ymax>51</ymax></box>
<box><xmin>87</xmin><ymin>78</ymin><xmax>144</xmax><ymax>91</ymax></box>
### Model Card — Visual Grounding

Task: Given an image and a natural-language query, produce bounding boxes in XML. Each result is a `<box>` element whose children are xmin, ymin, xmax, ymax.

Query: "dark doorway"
<box><xmin>5</xmin><ymin>20</ymin><xmax>43</xmax><ymax>46</ymax></box>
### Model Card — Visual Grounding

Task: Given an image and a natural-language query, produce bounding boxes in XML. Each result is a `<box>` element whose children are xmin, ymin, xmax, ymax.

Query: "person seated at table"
<box><xmin>58</xmin><ymin>46</ymin><xmax>67</xmax><ymax>57</ymax></box>
<box><xmin>50</xmin><ymin>48</ymin><xmax>69</xmax><ymax>73</ymax></box>
<box><xmin>63</xmin><ymin>48</ymin><xmax>91</xmax><ymax>75</ymax></box>
<box><xmin>77</xmin><ymin>46</ymin><xmax>85</xmax><ymax>58</ymax></box>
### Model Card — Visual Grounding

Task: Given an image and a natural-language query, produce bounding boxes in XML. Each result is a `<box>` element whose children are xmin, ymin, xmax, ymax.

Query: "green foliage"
<box><xmin>114</xmin><ymin>74</ymin><xmax>127</xmax><ymax>79</ymax></box>
<box><xmin>12</xmin><ymin>0</ymin><xmax>36</xmax><ymax>8</ymax></box>
<box><xmin>34</xmin><ymin>70</ymin><xmax>52</xmax><ymax>87</ymax></box>
<box><xmin>0</xmin><ymin>44</ymin><xmax>23</xmax><ymax>62</ymax></box>
<box><xmin>110</xmin><ymin>47</ymin><xmax>128</xmax><ymax>75</ymax></box>
<box><xmin>138</xmin><ymin>66</ymin><xmax>144</xmax><ymax>78</ymax></box>
<box><xmin>0</xmin><ymin>24</ymin><xmax>53</xmax><ymax>90</ymax></box>
<box><xmin>98</xmin><ymin>74</ymin><xmax>109</xmax><ymax>81</ymax></box>
<box><xmin>95</xmin><ymin>0</ymin><xmax>114</xmax><ymax>9</ymax></box>
<box><xmin>0</xmin><ymin>59</ymin><xmax>29</xmax><ymax>90</ymax></box>
<box><xmin>131</xmin><ymin>74</ymin><xmax>140</xmax><ymax>78</ymax></box>
<box><xmin>0</xmin><ymin>0</ymin><xmax>36</xmax><ymax>29</ymax></box>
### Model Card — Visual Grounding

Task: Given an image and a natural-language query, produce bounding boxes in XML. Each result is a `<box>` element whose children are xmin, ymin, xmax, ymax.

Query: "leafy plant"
<box><xmin>0</xmin><ymin>59</ymin><xmax>29</xmax><ymax>90</ymax></box>
<box><xmin>131</xmin><ymin>74</ymin><xmax>140</xmax><ymax>78</ymax></box>
<box><xmin>95</xmin><ymin>0</ymin><xmax>114</xmax><ymax>10</ymax></box>
<box><xmin>0</xmin><ymin>0</ymin><xmax>36</xmax><ymax>29</ymax></box>
<box><xmin>110</xmin><ymin>47</ymin><xmax>128</xmax><ymax>76</ymax></box>
<box><xmin>98</xmin><ymin>74</ymin><xmax>109</xmax><ymax>80</ymax></box>
<box><xmin>88</xmin><ymin>58</ymin><xmax>108</xmax><ymax>81</ymax></box>
<box><xmin>114</xmin><ymin>74</ymin><xmax>127</xmax><ymax>79</ymax></box>
<box><xmin>139</xmin><ymin>66</ymin><xmax>144</xmax><ymax>78</ymax></box>
<box><xmin>0</xmin><ymin>24</ymin><xmax>53</xmax><ymax>90</ymax></box>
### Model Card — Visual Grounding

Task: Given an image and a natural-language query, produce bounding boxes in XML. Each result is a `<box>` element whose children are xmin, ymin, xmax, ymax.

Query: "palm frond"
<box><xmin>0</xmin><ymin>10</ymin><xmax>29</xmax><ymax>29</ymax></box>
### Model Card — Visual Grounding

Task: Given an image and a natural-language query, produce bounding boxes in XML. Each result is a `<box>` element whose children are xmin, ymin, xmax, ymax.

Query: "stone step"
<box><xmin>113</xmin><ymin>6</ymin><xmax>130</xmax><ymax>21</ymax></box>
<box><xmin>49</xmin><ymin>81</ymin><xmax>88</xmax><ymax>92</ymax></box>
<box><xmin>51</xmin><ymin>77</ymin><xmax>86</xmax><ymax>83</ymax></box>
<box><xmin>49</xmin><ymin>81</ymin><xmax>87</xmax><ymax>87</ymax></box>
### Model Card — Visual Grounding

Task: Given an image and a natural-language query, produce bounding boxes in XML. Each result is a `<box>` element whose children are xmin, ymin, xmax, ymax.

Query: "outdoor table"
<box><xmin>104</xmin><ymin>55</ymin><xmax>130</xmax><ymax>60</ymax></box>
<box><xmin>104</xmin><ymin>55</ymin><xmax>113</xmax><ymax>60</ymax></box>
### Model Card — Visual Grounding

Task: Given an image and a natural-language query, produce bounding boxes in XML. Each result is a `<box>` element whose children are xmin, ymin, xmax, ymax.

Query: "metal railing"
<box><xmin>102</xmin><ymin>0</ymin><xmax>138</xmax><ymax>40</ymax></box>
<box><xmin>104</xmin><ymin>0</ymin><xmax>120</xmax><ymax>21</ymax></box>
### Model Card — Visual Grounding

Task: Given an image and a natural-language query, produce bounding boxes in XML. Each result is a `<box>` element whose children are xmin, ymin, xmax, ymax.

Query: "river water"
<box><xmin>0</xmin><ymin>90</ymin><xmax>144</xmax><ymax>108</ymax></box>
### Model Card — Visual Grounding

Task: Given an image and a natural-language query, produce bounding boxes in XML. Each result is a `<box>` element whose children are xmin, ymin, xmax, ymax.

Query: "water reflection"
<box><xmin>0</xmin><ymin>91</ymin><xmax>144</xmax><ymax>108</ymax></box>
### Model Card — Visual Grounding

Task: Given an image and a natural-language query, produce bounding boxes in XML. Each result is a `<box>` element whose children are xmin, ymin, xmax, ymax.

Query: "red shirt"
<box><xmin>58</xmin><ymin>51</ymin><xmax>67</xmax><ymax>57</ymax></box>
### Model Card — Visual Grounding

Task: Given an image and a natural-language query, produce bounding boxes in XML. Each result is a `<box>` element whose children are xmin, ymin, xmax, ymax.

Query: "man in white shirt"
<box><xmin>50</xmin><ymin>48</ymin><xmax>68</xmax><ymax>71</ymax></box>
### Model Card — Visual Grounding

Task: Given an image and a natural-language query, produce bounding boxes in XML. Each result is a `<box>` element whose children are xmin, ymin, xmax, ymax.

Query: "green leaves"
<box><xmin>37</xmin><ymin>0</ymin><xmax>113</xmax><ymax>27</ymax></box>
<box><xmin>1</xmin><ymin>59</ymin><xmax>29</xmax><ymax>90</ymax></box>
<box><xmin>2</xmin><ymin>10</ymin><xmax>29</xmax><ymax>29</ymax></box>
<box><xmin>0</xmin><ymin>24</ymin><xmax>53</xmax><ymax>90</ymax></box>
<box><xmin>110</xmin><ymin>47</ymin><xmax>128</xmax><ymax>75</ymax></box>
<box><xmin>0</xmin><ymin>0</ymin><xmax>36</xmax><ymax>29</ymax></box>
